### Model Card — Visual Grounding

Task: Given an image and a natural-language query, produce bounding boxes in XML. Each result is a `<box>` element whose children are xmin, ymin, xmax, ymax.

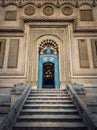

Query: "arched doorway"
<box><xmin>43</xmin><ymin>62</ymin><xmax>55</xmax><ymax>88</ymax></box>
<box><xmin>38</xmin><ymin>39</ymin><xmax>59</xmax><ymax>89</ymax></box>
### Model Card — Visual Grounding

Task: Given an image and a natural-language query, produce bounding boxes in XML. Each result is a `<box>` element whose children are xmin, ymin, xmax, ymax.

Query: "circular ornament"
<box><xmin>62</xmin><ymin>6</ymin><xmax>73</xmax><ymax>16</ymax></box>
<box><xmin>43</xmin><ymin>6</ymin><xmax>54</xmax><ymax>16</ymax></box>
<box><xmin>24</xmin><ymin>5</ymin><xmax>35</xmax><ymax>15</ymax></box>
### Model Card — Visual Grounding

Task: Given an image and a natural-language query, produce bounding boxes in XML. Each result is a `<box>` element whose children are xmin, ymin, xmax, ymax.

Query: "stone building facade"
<box><xmin>0</xmin><ymin>0</ymin><xmax>97</xmax><ymax>91</ymax></box>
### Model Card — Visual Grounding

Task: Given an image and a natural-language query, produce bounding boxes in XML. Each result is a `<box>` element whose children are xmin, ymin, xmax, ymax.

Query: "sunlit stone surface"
<box><xmin>0</xmin><ymin>0</ymin><xmax>97</xmax><ymax>128</ymax></box>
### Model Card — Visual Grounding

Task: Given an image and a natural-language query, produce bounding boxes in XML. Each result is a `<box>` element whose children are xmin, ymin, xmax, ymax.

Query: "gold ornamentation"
<box><xmin>39</xmin><ymin>39</ymin><xmax>58</xmax><ymax>54</ymax></box>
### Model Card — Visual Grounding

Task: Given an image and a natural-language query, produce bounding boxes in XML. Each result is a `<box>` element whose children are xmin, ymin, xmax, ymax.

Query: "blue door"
<box><xmin>38</xmin><ymin>55</ymin><xmax>59</xmax><ymax>89</ymax></box>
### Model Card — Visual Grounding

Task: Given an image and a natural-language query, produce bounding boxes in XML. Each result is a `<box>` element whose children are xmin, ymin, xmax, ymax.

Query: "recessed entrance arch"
<box><xmin>38</xmin><ymin>39</ymin><xmax>60</xmax><ymax>89</ymax></box>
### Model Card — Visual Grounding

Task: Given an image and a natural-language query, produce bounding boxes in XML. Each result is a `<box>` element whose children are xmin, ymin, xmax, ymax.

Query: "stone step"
<box><xmin>13</xmin><ymin>88</ymin><xmax>87</xmax><ymax>130</ymax></box>
<box><xmin>13</xmin><ymin>122</ymin><xmax>86</xmax><ymax>130</ymax></box>
<box><xmin>28</xmin><ymin>94</ymin><xmax>69</xmax><ymax>97</ymax></box>
<box><xmin>20</xmin><ymin>109</ymin><xmax>79</xmax><ymax>115</ymax></box>
<box><xmin>25</xmin><ymin>100</ymin><xmax>73</xmax><ymax>104</ymax></box>
<box><xmin>17</xmin><ymin>115</ymin><xmax>82</xmax><ymax>122</ymax></box>
<box><xmin>30</xmin><ymin>91</ymin><xmax>68</xmax><ymax>94</ymax></box>
<box><xmin>23</xmin><ymin>104</ymin><xmax>76</xmax><ymax>109</ymax></box>
<box><xmin>27</xmin><ymin>97</ymin><xmax>71</xmax><ymax>100</ymax></box>
<box><xmin>31</xmin><ymin>89</ymin><xmax>67</xmax><ymax>92</ymax></box>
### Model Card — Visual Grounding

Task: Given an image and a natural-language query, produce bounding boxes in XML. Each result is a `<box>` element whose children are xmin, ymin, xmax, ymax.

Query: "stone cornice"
<box><xmin>73</xmin><ymin>27</ymin><xmax>97</xmax><ymax>33</ymax></box>
<box><xmin>23</xmin><ymin>18</ymin><xmax>74</xmax><ymax>23</ymax></box>
<box><xmin>0</xmin><ymin>0</ymin><xmax>96</xmax><ymax>8</ymax></box>
<box><xmin>0</xmin><ymin>28</ymin><xmax>24</xmax><ymax>33</ymax></box>
<box><xmin>0</xmin><ymin>18</ymin><xmax>97</xmax><ymax>33</ymax></box>
<box><xmin>0</xmin><ymin>33</ymin><xmax>24</xmax><ymax>37</ymax></box>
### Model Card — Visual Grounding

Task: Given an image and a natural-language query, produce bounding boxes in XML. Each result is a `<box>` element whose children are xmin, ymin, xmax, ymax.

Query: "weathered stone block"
<box><xmin>73</xmin><ymin>83</ymin><xmax>86</xmax><ymax>104</ymax></box>
<box><xmin>0</xmin><ymin>95</ymin><xmax>11</xmax><ymax>114</ymax></box>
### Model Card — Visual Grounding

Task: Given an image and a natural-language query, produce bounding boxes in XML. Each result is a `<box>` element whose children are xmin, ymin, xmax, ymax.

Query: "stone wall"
<box><xmin>0</xmin><ymin>0</ymin><xmax>97</xmax><ymax>88</ymax></box>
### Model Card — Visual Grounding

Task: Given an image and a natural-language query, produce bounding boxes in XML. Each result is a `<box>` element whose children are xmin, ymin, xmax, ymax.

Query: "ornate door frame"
<box><xmin>26</xmin><ymin>25</ymin><xmax>71</xmax><ymax>89</ymax></box>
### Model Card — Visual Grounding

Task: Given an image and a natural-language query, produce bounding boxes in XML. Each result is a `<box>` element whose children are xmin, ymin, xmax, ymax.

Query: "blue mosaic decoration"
<box><xmin>43</xmin><ymin>48</ymin><xmax>54</xmax><ymax>54</ymax></box>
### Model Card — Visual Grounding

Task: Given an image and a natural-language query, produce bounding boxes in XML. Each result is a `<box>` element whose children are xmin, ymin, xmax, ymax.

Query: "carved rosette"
<box><xmin>62</xmin><ymin>6</ymin><xmax>73</xmax><ymax>16</ymax></box>
<box><xmin>43</xmin><ymin>6</ymin><xmax>54</xmax><ymax>16</ymax></box>
<box><xmin>24</xmin><ymin>5</ymin><xmax>35</xmax><ymax>15</ymax></box>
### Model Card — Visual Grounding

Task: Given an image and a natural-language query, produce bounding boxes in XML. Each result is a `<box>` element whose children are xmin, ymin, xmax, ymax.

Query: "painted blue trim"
<box><xmin>43</xmin><ymin>48</ymin><xmax>54</xmax><ymax>54</ymax></box>
<box><xmin>38</xmin><ymin>55</ymin><xmax>60</xmax><ymax>89</ymax></box>
<box><xmin>38</xmin><ymin>57</ymin><xmax>43</xmax><ymax>89</ymax></box>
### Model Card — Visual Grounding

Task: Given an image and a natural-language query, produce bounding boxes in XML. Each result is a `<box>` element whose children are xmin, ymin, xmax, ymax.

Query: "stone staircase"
<box><xmin>13</xmin><ymin>89</ymin><xmax>87</xmax><ymax>130</ymax></box>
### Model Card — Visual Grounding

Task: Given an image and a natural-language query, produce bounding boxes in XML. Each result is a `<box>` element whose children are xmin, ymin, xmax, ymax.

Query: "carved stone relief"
<box><xmin>91</xmin><ymin>39</ymin><xmax>97</xmax><ymax>68</ymax></box>
<box><xmin>39</xmin><ymin>39</ymin><xmax>58</xmax><ymax>55</ymax></box>
<box><xmin>80</xmin><ymin>10</ymin><xmax>93</xmax><ymax>21</ymax></box>
<box><xmin>32</xmin><ymin>29</ymin><xmax>64</xmax><ymax>41</ymax></box>
<box><xmin>43</xmin><ymin>6</ymin><xmax>54</xmax><ymax>16</ymax></box>
<box><xmin>62</xmin><ymin>6</ymin><xmax>73</xmax><ymax>16</ymax></box>
<box><xmin>8</xmin><ymin>39</ymin><xmax>19</xmax><ymax>68</ymax></box>
<box><xmin>24</xmin><ymin>5</ymin><xmax>35</xmax><ymax>15</ymax></box>
<box><xmin>5</xmin><ymin>10</ymin><xmax>17</xmax><ymax>21</ymax></box>
<box><xmin>78</xmin><ymin>39</ymin><xmax>90</xmax><ymax>68</ymax></box>
<box><xmin>0</xmin><ymin>39</ymin><xmax>6</xmax><ymax>68</ymax></box>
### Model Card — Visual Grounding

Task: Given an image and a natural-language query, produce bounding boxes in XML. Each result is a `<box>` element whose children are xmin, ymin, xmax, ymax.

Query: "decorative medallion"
<box><xmin>24</xmin><ymin>5</ymin><xmax>35</xmax><ymax>15</ymax></box>
<box><xmin>62</xmin><ymin>6</ymin><xmax>73</xmax><ymax>16</ymax></box>
<box><xmin>5</xmin><ymin>10</ymin><xmax>17</xmax><ymax>21</ymax></box>
<box><xmin>43</xmin><ymin>6</ymin><xmax>54</xmax><ymax>16</ymax></box>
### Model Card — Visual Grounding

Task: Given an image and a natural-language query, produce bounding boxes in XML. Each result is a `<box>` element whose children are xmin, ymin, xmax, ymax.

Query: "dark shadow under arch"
<box><xmin>42</xmin><ymin>62</ymin><xmax>55</xmax><ymax>88</ymax></box>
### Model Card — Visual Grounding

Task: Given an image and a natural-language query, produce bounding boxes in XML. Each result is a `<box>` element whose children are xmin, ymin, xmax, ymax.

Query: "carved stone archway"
<box><xmin>38</xmin><ymin>39</ymin><xmax>59</xmax><ymax>89</ymax></box>
<box><xmin>27</xmin><ymin>26</ymin><xmax>70</xmax><ymax>89</ymax></box>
